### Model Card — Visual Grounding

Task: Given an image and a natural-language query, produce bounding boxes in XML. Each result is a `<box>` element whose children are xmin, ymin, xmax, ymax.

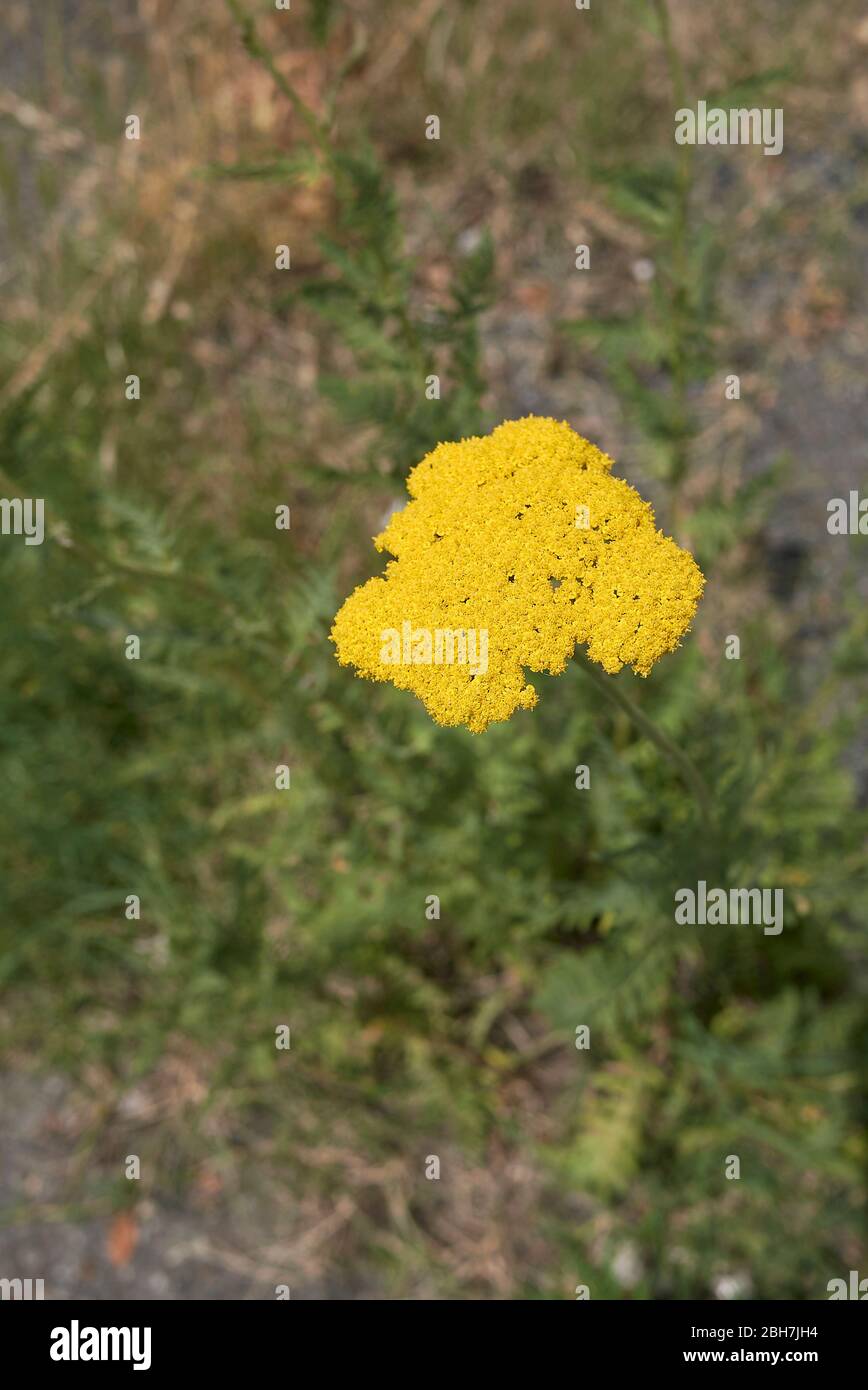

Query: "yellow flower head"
<box><xmin>330</xmin><ymin>417</ymin><xmax>705</xmax><ymax>732</ymax></box>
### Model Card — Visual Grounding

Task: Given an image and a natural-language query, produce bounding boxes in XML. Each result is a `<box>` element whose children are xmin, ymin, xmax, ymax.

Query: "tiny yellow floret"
<box><xmin>330</xmin><ymin>417</ymin><xmax>705</xmax><ymax>732</ymax></box>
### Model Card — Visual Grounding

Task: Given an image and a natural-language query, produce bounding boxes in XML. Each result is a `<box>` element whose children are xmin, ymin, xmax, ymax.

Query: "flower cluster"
<box><xmin>330</xmin><ymin>416</ymin><xmax>705</xmax><ymax>732</ymax></box>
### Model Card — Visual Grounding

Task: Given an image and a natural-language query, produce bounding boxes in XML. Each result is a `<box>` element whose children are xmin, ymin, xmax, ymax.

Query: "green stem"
<box><xmin>223</xmin><ymin>0</ymin><xmax>426</xmax><ymax>401</ymax></box>
<box><xmin>651</xmin><ymin>0</ymin><xmax>694</xmax><ymax>506</ymax></box>
<box><xmin>223</xmin><ymin>0</ymin><xmax>331</xmax><ymax>159</ymax></box>
<box><xmin>574</xmin><ymin>652</ymin><xmax>713</xmax><ymax>829</ymax></box>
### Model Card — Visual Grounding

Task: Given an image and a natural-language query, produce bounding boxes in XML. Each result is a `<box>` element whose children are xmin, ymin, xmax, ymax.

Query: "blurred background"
<box><xmin>0</xmin><ymin>0</ymin><xmax>866</xmax><ymax>1299</ymax></box>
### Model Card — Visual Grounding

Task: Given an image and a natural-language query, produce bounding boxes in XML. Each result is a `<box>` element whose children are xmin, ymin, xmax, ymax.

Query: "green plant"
<box><xmin>0</xmin><ymin>0</ymin><xmax>863</xmax><ymax>1300</ymax></box>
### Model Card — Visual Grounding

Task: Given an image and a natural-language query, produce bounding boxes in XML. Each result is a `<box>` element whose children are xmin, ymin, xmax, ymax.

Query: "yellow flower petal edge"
<box><xmin>329</xmin><ymin>416</ymin><xmax>705</xmax><ymax>733</ymax></box>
